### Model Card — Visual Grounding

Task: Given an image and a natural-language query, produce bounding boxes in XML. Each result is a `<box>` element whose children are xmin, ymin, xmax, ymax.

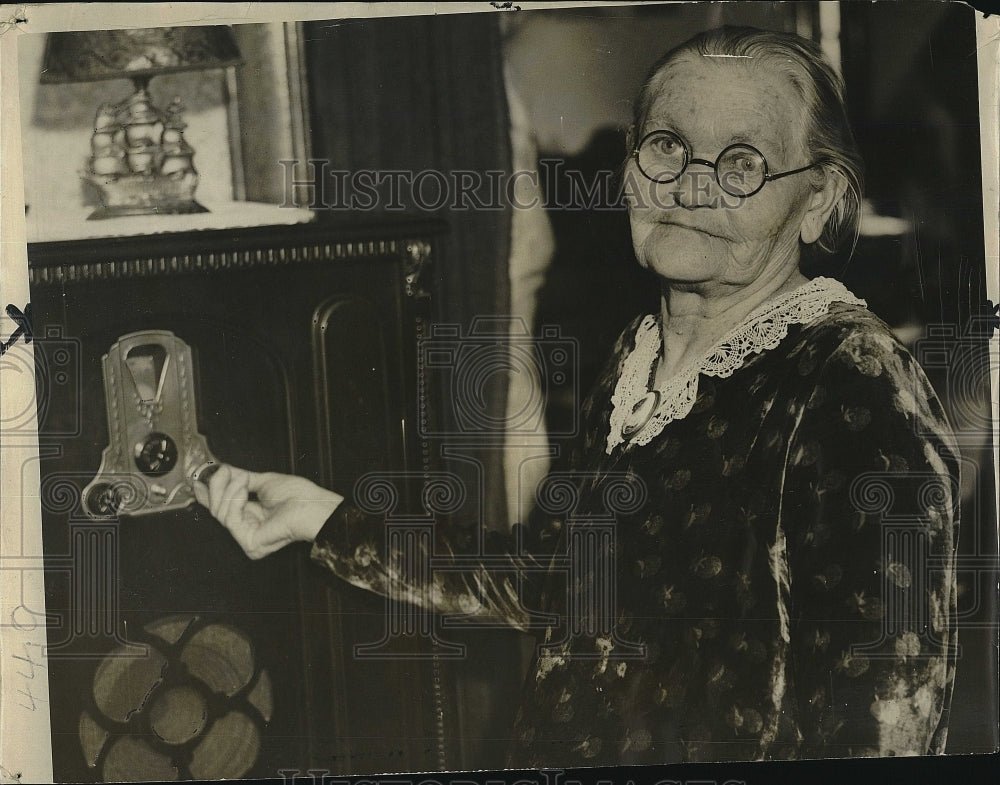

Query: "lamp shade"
<box><xmin>40</xmin><ymin>26</ymin><xmax>242</xmax><ymax>84</ymax></box>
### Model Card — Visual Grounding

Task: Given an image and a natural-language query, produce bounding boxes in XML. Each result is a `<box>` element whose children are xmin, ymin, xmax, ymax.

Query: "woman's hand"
<box><xmin>191</xmin><ymin>464</ymin><xmax>343</xmax><ymax>560</ymax></box>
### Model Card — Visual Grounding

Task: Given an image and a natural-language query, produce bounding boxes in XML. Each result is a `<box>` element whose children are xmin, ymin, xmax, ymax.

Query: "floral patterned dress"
<box><xmin>311</xmin><ymin>277</ymin><xmax>960</xmax><ymax>767</ymax></box>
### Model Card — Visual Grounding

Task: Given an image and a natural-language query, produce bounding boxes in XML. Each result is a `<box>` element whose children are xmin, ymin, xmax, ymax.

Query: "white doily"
<box><xmin>605</xmin><ymin>276</ymin><xmax>867</xmax><ymax>454</ymax></box>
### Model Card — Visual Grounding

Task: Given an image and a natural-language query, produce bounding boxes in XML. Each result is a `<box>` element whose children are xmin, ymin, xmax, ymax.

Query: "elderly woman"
<box><xmin>194</xmin><ymin>27</ymin><xmax>959</xmax><ymax>766</ymax></box>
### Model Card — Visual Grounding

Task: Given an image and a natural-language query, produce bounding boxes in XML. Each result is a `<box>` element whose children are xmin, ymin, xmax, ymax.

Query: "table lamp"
<box><xmin>40</xmin><ymin>26</ymin><xmax>242</xmax><ymax>220</ymax></box>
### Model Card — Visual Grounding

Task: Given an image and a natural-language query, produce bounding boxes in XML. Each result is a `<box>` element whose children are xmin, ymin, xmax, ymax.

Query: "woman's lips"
<box><xmin>655</xmin><ymin>219</ymin><xmax>727</xmax><ymax>240</ymax></box>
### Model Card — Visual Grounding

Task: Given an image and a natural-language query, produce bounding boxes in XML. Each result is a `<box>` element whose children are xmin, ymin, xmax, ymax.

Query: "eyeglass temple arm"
<box><xmin>765</xmin><ymin>161</ymin><xmax>820</xmax><ymax>182</ymax></box>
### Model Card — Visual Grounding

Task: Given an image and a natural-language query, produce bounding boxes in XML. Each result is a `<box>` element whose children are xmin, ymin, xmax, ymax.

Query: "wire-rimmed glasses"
<box><xmin>633</xmin><ymin>129</ymin><xmax>819</xmax><ymax>198</ymax></box>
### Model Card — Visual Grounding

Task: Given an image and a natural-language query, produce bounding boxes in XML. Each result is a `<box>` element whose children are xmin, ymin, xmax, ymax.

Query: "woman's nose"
<box><xmin>670</xmin><ymin>161</ymin><xmax>719</xmax><ymax>209</ymax></box>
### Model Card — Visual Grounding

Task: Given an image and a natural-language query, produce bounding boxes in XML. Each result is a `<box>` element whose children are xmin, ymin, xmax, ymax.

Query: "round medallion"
<box><xmin>621</xmin><ymin>390</ymin><xmax>661</xmax><ymax>439</ymax></box>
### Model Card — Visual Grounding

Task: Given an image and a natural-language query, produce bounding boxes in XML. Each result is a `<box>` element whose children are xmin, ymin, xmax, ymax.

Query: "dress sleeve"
<box><xmin>307</xmin><ymin>313</ymin><xmax>645</xmax><ymax>636</ymax></box>
<box><xmin>781</xmin><ymin>325</ymin><xmax>960</xmax><ymax>757</ymax></box>
<box><xmin>310</xmin><ymin>500</ymin><xmax>563</xmax><ymax>633</ymax></box>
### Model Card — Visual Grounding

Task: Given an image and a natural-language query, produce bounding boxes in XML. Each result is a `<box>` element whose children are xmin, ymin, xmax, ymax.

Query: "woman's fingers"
<box><xmin>243</xmin><ymin>500</ymin><xmax>266</xmax><ymax>525</ymax></box>
<box><xmin>206</xmin><ymin>464</ymin><xmax>232</xmax><ymax>520</ymax></box>
<box><xmin>191</xmin><ymin>480</ymin><xmax>209</xmax><ymax>508</ymax></box>
<box><xmin>216</xmin><ymin>467</ymin><xmax>250</xmax><ymax>529</ymax></box>
<box><xmin>194</xmin><ymin>465</ymin><xmax>328</xmax><ymax>559</ymax></box>
<box><xmin>193</xmin><ymin>464</ymin><xmax>242</xmax><ymax>522</ymax></box>
<box><xmin>246</xmin><ymin>471</ymin><xmax>297</xmax><ymax>505</ymax></box>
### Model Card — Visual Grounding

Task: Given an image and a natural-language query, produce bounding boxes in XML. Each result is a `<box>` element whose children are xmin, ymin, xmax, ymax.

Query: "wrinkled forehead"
<box><xmin>640</xmin><ymin>55</ymin><xmax>810</xmax><ymax>155</ymax></box>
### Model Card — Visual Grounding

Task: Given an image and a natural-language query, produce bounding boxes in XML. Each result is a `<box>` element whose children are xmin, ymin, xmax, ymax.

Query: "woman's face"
<box><xmin>626</xmin><ymin>57</ymin><xmax>819</xmax><ymax>289</ymax></box>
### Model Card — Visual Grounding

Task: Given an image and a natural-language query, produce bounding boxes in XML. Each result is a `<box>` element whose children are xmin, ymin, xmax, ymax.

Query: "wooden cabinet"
<box><xmin>28</xmin><ymin>220</ymin><xmax>459</xmax><ymax>780</ymax></box>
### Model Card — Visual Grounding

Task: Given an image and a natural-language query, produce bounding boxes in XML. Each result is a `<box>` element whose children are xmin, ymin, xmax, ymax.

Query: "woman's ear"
<box><xmin>800</xmin><ymin>166</ymin><xmax>849</xmax><ymax>245</ymax></box>
<box><xmin>625</xmin><ymin>124</ymin><xmax>637</xmax><ymax>153</ymax></box>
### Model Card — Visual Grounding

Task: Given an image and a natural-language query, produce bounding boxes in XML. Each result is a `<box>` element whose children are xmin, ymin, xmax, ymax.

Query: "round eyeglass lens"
<box><xmin>716</xmin><ymin>145</ymin><xmax>767</xmax><ymax>197</ymax></box>
<box><xmin>637</xmin><ymin>131</ymin><xmax>687</xmax><ymax>183</ymax></box>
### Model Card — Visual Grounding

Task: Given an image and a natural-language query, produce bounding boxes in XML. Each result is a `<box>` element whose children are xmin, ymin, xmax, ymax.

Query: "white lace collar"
<box><xmin>605</xmin><ymin>276</ymin><xmax>867</xmax><ymax>454</ymax></box>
